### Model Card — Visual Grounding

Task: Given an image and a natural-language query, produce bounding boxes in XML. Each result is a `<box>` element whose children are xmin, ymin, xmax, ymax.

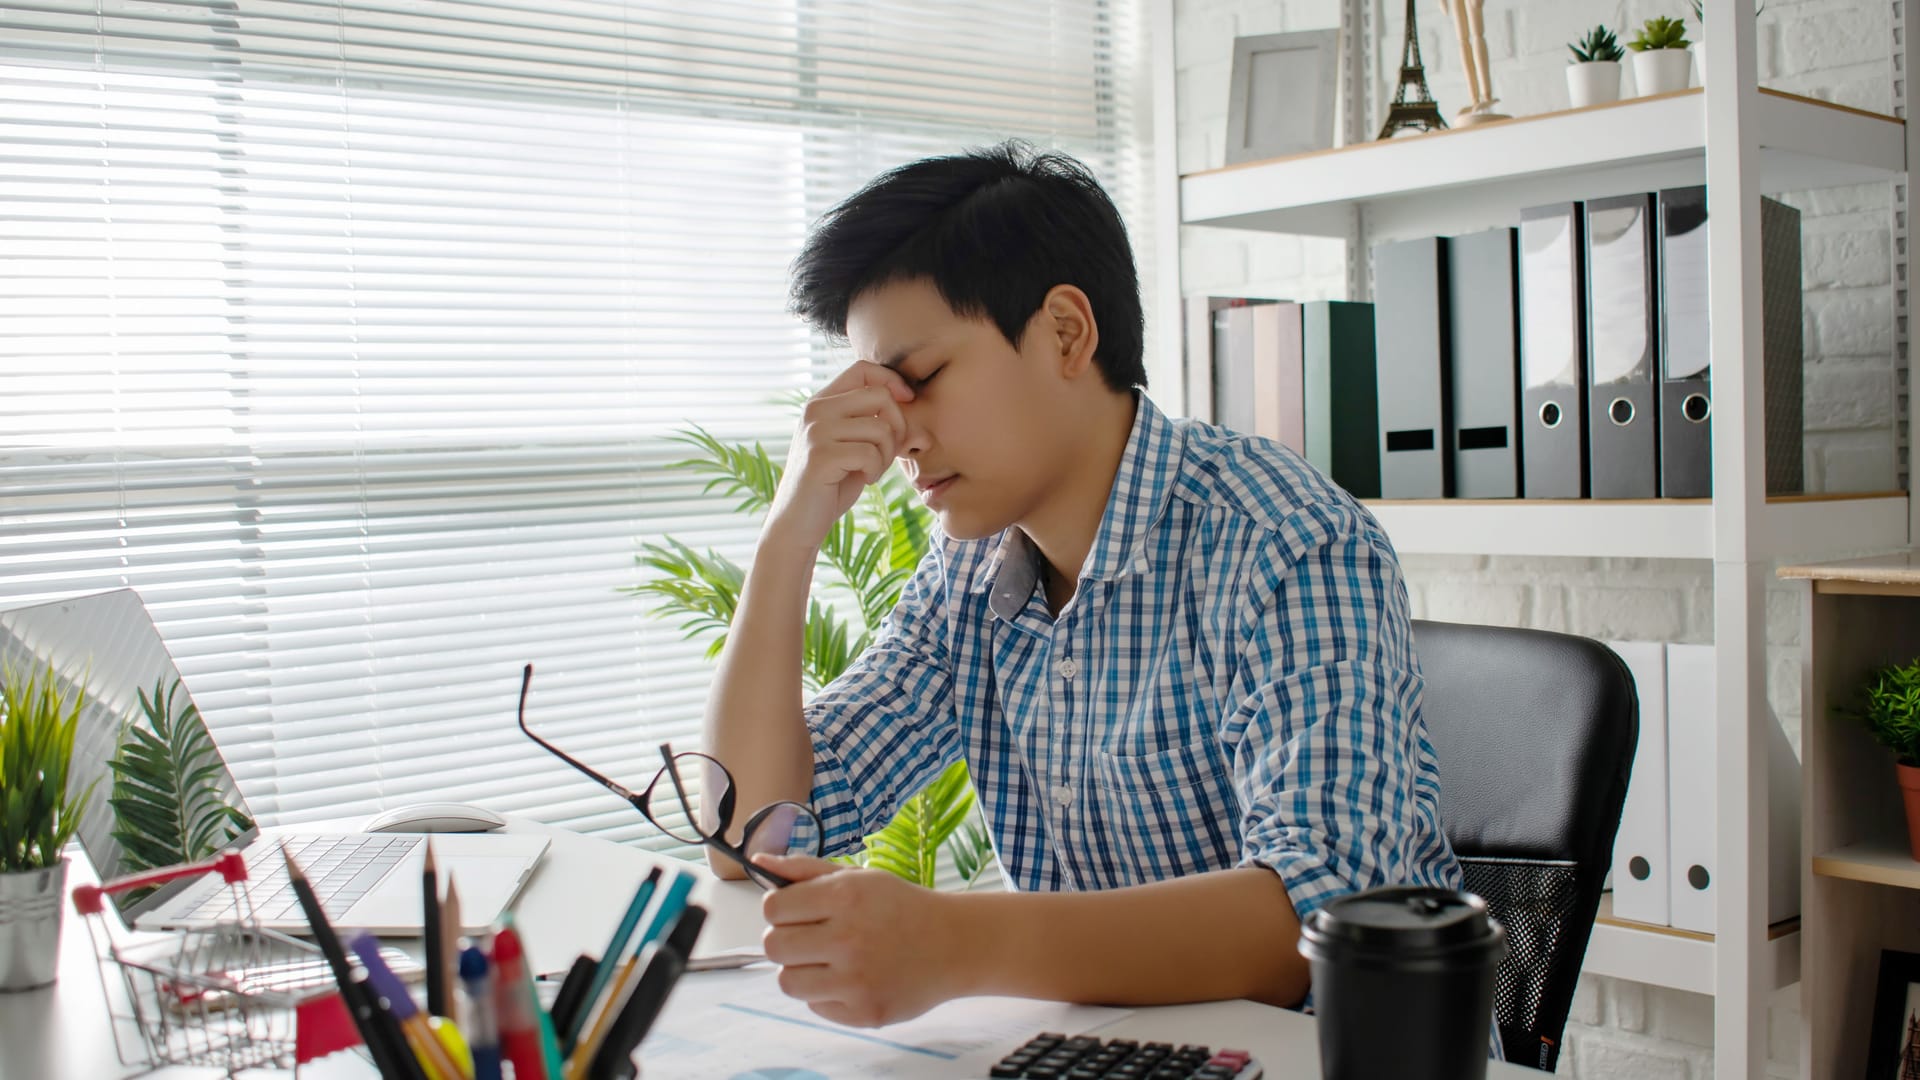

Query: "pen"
<box><xmin>352</xmin><ymin>931</ymin><xmax>468</xmax><ymax>1080</ymax></box>
<box><xmin>354</xmin><ymin>965</ymin><xmax>432</xmax><ymax>1080</ymax></box>
<box><xmin>566</xmin><ymin>954</ymin><xmax>642</xmax><ymax>1080</ymax></box>
<box><xmin>561</xmin><ymin>866</ymin><xmax>661</xmax><ymax>1053</ymax></box>
<box><xmin>424</xmin><ymin>840</ymin><xmax>446</xmax><ymax>1020</ymax></box>
<box><xmin>459</xmin><ymin>945</ymin><xmax>503</xmax><ymax>1080</ymax></box>
<box><xmin>586</xmin><ymin>905</ymin><xmax>708</xmax><ymax>1080</ymax></box>
<box><xmin>491</xmin><ymin>924</ymin><xmax>550</xmax><ymax>1080</ymax></box>
<box><xmin>634</xmin><ymin>870</ymin><xmax>695</xmax><ymax>955</ymax></box>
<box><xmin>546</xmin><ymin>953</ymin><xmax>599</xmax><ymax>1044</ymax></box>
<box><xmin>566</xmin><ymin>879</ymin><xmax>694</xmax><ymax>1080</ymax></box>
<box><xmin>283</xmin><ymin>845</ymin><xmax>417</xmax><ymax>1080</ymax></box>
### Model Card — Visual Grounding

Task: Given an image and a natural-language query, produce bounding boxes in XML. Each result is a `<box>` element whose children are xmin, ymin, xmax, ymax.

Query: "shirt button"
<box><xmin>1051</xmin><ymin>783</ymin><xmax>1072</xmax><ymax>806</ymax></box>
<box><xmin>1056</xmin><ymin>657</ymin><xmax>1078</xmax><ymax>679</ymax></box>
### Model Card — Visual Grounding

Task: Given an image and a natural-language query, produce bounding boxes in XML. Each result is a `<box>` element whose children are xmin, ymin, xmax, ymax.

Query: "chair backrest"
<box><xmin>1411</xmin><ymin>620</ymin><xmax>1638</xmax><ymax>1073</ymax></box>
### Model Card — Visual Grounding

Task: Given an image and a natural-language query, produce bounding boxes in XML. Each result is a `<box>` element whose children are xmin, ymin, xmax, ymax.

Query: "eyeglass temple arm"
<box><xmin>518</xmin><ymin>663</ymin><xmax>642</xmax><ymax>807</ymax></box>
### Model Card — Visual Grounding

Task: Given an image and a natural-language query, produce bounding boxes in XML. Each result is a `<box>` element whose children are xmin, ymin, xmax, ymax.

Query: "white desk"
<box><xmin>1</xmin><ymin>820</ymin><xmax>1536</xmax><ymax>1079</ymax></box>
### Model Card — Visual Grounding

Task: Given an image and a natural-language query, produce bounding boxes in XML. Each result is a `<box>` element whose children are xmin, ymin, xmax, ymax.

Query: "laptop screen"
<box><xmin>0</xmin><ymin>589</ymin><xmax>255</xmax><ymax>920</ymax></box>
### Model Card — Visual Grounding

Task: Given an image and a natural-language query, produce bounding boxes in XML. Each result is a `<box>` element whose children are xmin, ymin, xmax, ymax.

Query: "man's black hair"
<box><xmin>789</xmin><ymin>140</ymin><xmax>1145</xmax><ymax>391</ymax></box>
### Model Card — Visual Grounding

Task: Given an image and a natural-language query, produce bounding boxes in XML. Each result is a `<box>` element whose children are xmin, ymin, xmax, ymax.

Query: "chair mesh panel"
<box><xmin>1461</xmin><ymin>856</ymin><xmax>1582</xmax><ymax>1071</ymax></box>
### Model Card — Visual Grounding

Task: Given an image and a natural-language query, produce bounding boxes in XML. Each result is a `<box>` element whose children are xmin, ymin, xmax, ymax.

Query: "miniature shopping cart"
<box><xmin>72</xmin><ymin>850</ymin><xmax>364</xmax><ymax>1076</ymax></box>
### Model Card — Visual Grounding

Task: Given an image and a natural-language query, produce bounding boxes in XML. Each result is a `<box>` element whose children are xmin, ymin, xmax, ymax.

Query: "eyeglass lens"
<box><xmin>639</xmin><ymin>752</ymin><xmax>824</xmax><ymax>861</ymax></box>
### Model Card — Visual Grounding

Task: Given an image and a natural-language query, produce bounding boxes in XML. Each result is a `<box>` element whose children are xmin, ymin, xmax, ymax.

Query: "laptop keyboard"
<box><xmin>178</xmin><ymin>835</ymin><xmax>419</xmax><ymax>923</ymax></box>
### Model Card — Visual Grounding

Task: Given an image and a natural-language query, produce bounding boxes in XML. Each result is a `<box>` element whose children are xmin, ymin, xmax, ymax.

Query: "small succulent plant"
<box><xmin>1568</xmin><ymin>25</ymin><xmax>1625</xmax><ymax>64</ymax></box>
<box><xmin>1629</xmin><ymin>16</ymin><xmax>1692</xmax><ymax>51</ymax></box>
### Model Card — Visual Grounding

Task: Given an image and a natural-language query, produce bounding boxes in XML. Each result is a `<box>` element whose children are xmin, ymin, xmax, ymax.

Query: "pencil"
<box><xmin>424</xmin><ymin>839</ymin><xmax>446</xmax><ymax>1019</ymax></box>
<box><xmin>282</xmin><ymin>844</ymin><xmax>417</xmax><ymax>1080</ymax></box>
<box><xmin>440</xmin><ymin>871</ymin><xmax>463</xmax><ymax>1019</ymax></box>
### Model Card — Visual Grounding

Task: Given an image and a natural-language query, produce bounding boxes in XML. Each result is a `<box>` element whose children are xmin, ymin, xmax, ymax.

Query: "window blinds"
<box><xmin>0</xmin><ymin>0</ymin><xmax>1146</xmax><ymax>851</ymax></box>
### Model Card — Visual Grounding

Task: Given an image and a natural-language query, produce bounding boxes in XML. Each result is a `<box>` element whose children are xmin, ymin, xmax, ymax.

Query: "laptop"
<box><xmin>0</xmin><ymin>589</ymin><xmax>549</xmax><ymax>937</ymax></box>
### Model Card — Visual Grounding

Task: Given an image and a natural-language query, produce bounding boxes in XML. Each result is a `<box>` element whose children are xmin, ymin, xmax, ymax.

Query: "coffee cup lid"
<box><xmin>1301</xmin><ymin>885</ymin><xmax>1498</xmax><ymax>954</ymax></box>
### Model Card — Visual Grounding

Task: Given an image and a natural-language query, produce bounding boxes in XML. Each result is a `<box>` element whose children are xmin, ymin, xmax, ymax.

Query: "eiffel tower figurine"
<box><xmin>1377</xmin><ymin>0</ymin><xmax>1446</xmax><ymax>139</ymax></box>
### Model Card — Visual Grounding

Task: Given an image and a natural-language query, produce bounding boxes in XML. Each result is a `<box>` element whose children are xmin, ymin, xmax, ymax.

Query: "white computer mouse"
<box><xmin>363</xmin><ymin>801</ymin><xmax>508</xmax><ymax>834</ymax></box>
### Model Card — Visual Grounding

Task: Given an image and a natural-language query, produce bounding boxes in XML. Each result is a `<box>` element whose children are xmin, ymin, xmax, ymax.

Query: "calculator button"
<box><xmin>989</xmin><ymin>1065</ymin><xmax>1024</xmax><ymax>1078</ymax></box>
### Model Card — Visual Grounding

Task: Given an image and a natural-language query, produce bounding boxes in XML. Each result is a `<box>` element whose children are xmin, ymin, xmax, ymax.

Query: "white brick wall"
<box><xmin>1170</xmin><ymin>1</ymin><xmax>1903</xmax><ymax>1075</ymax></box>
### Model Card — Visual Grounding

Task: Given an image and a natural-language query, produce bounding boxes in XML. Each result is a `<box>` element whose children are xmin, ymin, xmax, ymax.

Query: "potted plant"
<box><xmin>1841</xmin><ymin>657</ymin><xmax>1920</xmax><ymax>861</ymax></box>
<box><xmin>1687</xmin><ymin>0</ymin><xmax>1766</xmax><ymax>86</ymax></box>
<box><xmin>1627</xmin><ymin>15</ymin><xmax>1693</xmax><ymax>96</ymax></box>
<box><xmin>628</xmin><ymin>425</ymin><xmax>996</xmax><ymax>890</ymax></box>
<box><xmin>1566</xmin><ymin>25</ymin><xmax>1625</xmax><ymax>108</ymax></box>
<box><xmin>0</xmin><ymin>661</ymin><xmax>97</xmax><ymax>991</ymax></box>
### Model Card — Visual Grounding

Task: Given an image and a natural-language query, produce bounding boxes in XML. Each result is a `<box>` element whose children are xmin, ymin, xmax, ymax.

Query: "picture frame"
<box><xmin>1224</xmin><ymin>29</ymin><xmax>1342</xmax><ymax>165</ymax></box>
<box><xmin>1865</xmin><ymin>948</ymin><xmax>1920</xmax><ymax>1078</ymax></box>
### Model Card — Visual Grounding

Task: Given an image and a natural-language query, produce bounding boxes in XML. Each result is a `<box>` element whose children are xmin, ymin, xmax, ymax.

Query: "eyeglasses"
<box><xmin>515</xmin><ymin>663</ymin><xmax>823</xmax><ymax>890</ymax></box>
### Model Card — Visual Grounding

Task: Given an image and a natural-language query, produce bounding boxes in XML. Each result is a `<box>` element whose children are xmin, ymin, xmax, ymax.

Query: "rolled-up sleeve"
<box><xmin>802</xmin><ymin>544</ymin><xmax>960</xmax><ymax>857</ymax></box>
<box><xmin>1226</xmin><ymin>512</ymin><xmax>1457</xmax><ymax>921</ymax></box>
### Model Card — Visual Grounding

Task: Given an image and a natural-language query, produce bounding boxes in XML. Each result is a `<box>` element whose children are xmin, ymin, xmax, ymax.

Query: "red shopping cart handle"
<box><xmin>73</xmin><ymin>850</ymin><xmax>248</xmax><ymax>915</ymax></box>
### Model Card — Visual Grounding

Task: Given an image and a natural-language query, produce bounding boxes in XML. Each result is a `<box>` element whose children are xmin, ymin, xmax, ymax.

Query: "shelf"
<box><xmin>1813</xmin><ymin>838</ymin><xmax>1920</xmax><ymax>889</ymax></box>
<box><xmin>1181</xmin><ymin>88</ymin><xmax>1907</xmax><ymax>240</ymax></box>
<box><xmin>1779</xmin><ymin>550</ymin><xmax>1920</xmax><ymax>597</ymax></box>
<box><xmin>1363</xmin><ymin>492</ymin><xmax>1908</xmax><ymax>560</ymax></box>
<box><xmin>1583</xmin><ymin>893</ymin><xmax>1800</xmax><ymax>994</ymax></box>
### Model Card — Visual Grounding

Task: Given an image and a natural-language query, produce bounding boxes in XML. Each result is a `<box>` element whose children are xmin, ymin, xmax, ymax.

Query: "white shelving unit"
<box><xmin>1150</xmin><ymin>2</ymin><xmax>1915</xmax><ymax>1075</ymax></box>
<box><xmin>1584</xmin><ymin>895</ymin><xmax>1800</xmax><ymax>998</ymax></box>
<box><xmin>1364</xmin><ymin>493</ymin><xmax>1908</xmax><ymax>560</ymax></box>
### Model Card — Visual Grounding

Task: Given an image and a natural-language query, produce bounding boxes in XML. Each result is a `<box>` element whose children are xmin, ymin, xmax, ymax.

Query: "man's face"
<box><xmin>845</xmin><ymin>277</ymin><xmax>1078</xmax><ymax>541</ymax></box>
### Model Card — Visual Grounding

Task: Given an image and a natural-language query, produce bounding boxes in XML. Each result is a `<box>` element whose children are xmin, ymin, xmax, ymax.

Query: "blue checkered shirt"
<box><xmin>804</xmin><ymin>395</ymin><xmax>1488</xmax><ymax>1050</ymax></box>
<box><xmin>804</xmin><ymin>391</ymin><xmax>1461</xmax><ymax>908</ymax></box>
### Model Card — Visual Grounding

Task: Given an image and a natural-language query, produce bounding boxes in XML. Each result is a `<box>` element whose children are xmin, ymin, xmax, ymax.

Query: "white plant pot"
<box><xmin>1566</xmin><ymin>61</ymin><xmax>1622</xmax><ymax>108</ymax></box>
<box><xmin>0</xmin><ymin>857</ymin><xmax>67</xmax><ymax>992</ymax></box>
<box><xmin>1691</xmin><ymin>40</ymin><xmax>1707</xmax><ymax>85</ymax></box>
<box><xmin>1632</xmin><ymin>48</ymin><xmax>1693</xmax><ymax>96</ymax></box>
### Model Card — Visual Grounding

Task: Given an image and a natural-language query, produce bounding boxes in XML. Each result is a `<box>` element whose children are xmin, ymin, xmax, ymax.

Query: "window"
<box><xmin>1</xmin><ymin>0</ymin><xmax>1147</xmax><ymax>849</ymax></box>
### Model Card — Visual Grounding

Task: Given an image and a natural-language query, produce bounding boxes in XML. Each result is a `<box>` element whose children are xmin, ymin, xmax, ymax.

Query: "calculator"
<box><xmin>986</xmin><ymin>1033</ymin><xmax>1263</xmax><ymax>1079</ymax></box>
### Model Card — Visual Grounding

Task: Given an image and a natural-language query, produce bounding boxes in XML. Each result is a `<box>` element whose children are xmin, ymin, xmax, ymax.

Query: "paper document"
<box><xmin>638</xmin><ymin>968</ymin><xmax>1130</xmax><ymax>1079</ymax></box>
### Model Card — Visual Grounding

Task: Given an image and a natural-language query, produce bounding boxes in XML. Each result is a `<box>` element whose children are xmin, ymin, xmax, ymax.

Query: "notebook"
<box><xmin>0</xmin><ymin>588</ymin><xmax>547</xmax><ymax>936</ymax></box>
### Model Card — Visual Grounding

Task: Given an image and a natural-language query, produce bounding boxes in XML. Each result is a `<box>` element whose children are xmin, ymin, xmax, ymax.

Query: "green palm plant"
<box><xmin>107</xmin><ymin>676</ymin><xmax>253</xmax><ymax>875</ymax></box>
<box><xmin>1629</xmin><ymin>16</ymin><xmax>1691</xmax><ymax>51</ymax></box>
<box><xmin>0</xmin><ymin>662</ymin><xmax>96</xmax><ymax>873</ymax></box>
<box><xmin>626</xmin><ymin>425</ymin><xmax>996</xmax><ymax>889</ymax></box>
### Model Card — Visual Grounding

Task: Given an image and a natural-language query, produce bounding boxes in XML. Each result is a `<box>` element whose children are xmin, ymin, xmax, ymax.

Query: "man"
<box><xmin>703</xmin><ymin>141</ymin><xmax>1462</xmax><ymax>1031</ymax></box>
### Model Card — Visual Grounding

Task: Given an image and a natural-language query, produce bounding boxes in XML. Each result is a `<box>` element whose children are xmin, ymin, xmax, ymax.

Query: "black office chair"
<box><xmin>1411</xmin><ymin>620</ymin><xmax>1638</xmax><ymax>1073</ymax></box>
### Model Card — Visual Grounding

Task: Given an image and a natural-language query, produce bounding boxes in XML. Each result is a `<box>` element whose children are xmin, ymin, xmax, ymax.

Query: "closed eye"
<box><xmin>908</xmin><ymin>365</ymin><xmax>943</xmax><ymax>392</ymax></box>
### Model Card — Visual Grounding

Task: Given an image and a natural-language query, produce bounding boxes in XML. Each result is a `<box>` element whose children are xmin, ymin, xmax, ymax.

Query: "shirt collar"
<box><xmin>973</xmin><ymin>392</ymin><xmax>1181</xmax><ymax>617</ymax></box>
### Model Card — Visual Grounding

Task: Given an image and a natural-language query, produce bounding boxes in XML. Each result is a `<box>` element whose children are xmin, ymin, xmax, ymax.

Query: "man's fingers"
<box><xmin>775</xmin><ymin>962</ymin><xmax>841</xmax><ymax>1003</ymax></box>
<box><xmin>761</xmin><ymin>873</ymin><xmax>850</xmax><ymax>926</ymax></box>
<box><xmin>809</xmin><ymin>384</ymin><xmax>908</xmax><ymax>445</ymax></box>
<box><xmin>819</xmin><ymin>417</ymin><xmax>898</xmax><ymax>460</ymax></box>
<box><xmin>763</xmin><ymin>922</ymin><xmax>842</xmax><ymax>967</ymax></box>
<box><xmin>818</xmin><ymin>359</ymin><xmax>915</xmax><ymax>403</ymax></box>
<box><xmin>821</xmin><ymin>443</ymin><xmax>889</xmax><ymax>486</ymax></box>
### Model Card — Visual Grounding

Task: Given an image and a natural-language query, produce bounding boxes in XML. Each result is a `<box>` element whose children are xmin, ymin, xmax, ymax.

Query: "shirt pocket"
<box><xmin>1091</xmin><ymin>742</ymin><xmax>1236</xmax><ymax>884</ymax></box>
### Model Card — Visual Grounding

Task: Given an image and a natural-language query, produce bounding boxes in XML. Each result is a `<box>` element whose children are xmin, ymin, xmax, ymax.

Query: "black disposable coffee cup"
<box><xmin>1297</xmin><ymin>885</ymin><xmax>1506</xmax><ymax>1080</ymax></box>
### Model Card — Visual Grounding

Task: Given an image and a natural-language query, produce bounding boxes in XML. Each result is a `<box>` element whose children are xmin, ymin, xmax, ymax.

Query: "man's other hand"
<box><xmin>756</xmin><ymin>852</ymin><xmax>975</xmax><ymax>1028</ymax></box>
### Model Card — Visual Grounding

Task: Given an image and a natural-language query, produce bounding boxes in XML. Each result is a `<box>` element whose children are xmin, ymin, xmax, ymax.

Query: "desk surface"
<box><xmin>1</xmin><ymin>819</ymin><xmax>1535</xmax><ymax>1079</ymax></box>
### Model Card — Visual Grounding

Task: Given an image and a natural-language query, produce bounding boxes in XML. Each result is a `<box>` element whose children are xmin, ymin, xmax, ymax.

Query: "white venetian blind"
<box><xmin>0</xmin><ymin>0</ymin><xmax>1145</xmax><ymax>850</ymax></box>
